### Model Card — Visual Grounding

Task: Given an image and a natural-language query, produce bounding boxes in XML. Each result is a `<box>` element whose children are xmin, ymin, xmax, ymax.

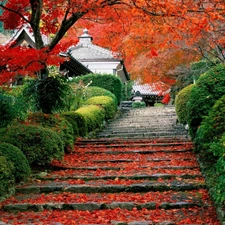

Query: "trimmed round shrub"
<box><xmin>194</xmin><ymin>94</ymin><xmax>225</xmax><ymax>153</ymax></box>
<box><xmin>60</xmin><ymin>112</ymin><xmax>79</xmax><ymax>138</ymax></box>
<box><xmin>175</xmin><ymin>84</ymin><xmax>194</xmax><ymax>124</ymax></box>
<box><xmin>0</xmin><ymin>125</ymin><xmax>64</xmax><ymax>166</ymax></box>
<box><xmin>66</xmin><ymin>111</ymin><xmax>88</xmax><ymax>137</ymax></box>
<box><xmin>75</xmin><ymin>105</ymin><xmax>105</xmax><ymax>132</ymax></box>
<box><xmin>0</xmin><ymin>143</ymin><xmax>31</xmax><ymax>182</ymax></box>
<box><xmin>0</xmin><ymin>156</ymin><xmax>15</xmax><ymax>201</ymax></box>
<box><xmin>70</xmin><ymin>73</ymin><xmax>123</xmax><ymax>104</ymax></box>
<box><xmin>132</xmin><ymin>101</ymin><xmax>146</xmax><ymax>108</ymax></box>
<box><xmin>187</xmin><ymin>64</ymin><xmax>225</xmax><ymax>139</ymax></box>
<box><xmin>83</xmin><ymin>86</ymin><xmax>117</xmax><ymax>105</ymax></box>
<box><xmin>84</xmin><ymin>96</ymin><xmax>117</xmax><ymax>120</ymax></box>
<box><xmin>24</xmin><ymin>113</ymin><xmax>75</xmax><ymax>152</ymax></box>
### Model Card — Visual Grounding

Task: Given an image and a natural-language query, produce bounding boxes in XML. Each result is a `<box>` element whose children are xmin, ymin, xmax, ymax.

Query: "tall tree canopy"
<box><xmin>0</xmin><ymin>0</ymin><xmax>225</xmax><ymax>86</ymax></box>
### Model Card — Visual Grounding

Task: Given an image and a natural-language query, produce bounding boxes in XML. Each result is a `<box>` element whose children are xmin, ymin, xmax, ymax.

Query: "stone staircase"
<box><xmin>0</xmin><ymin>106</ymin><xmax>220</xmax><ymax>224</ymax></box>
<box><xmin>97</xmin><ymin>106</ymin><xmax>189</xmax><ymax>139</ymax></box>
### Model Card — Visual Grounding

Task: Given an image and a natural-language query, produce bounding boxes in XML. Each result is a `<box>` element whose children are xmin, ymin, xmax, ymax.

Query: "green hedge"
<box><xmin>24</xmin><ymin>113</ymin><xmax>75</xmax><ymax>152</ymax></box>
<box><xmin>60</xmin><ymin>113</ymin><xmax>79</xmax><ymax>138</ymax></box>
<box><xmin>83</xmin><ymin>86</ymin><xmax>117</xmax><ymax>105</ymax></box>
<box><xmin>84</xmin><ymin>96</ymin><xmax>117</xmax><ymax>120</ymax></box>
<box><xmin>202</xmin><ymin>134</ymin><xmax>225</xmax><ymax>204</ymax></box>
<box><xmin>0</xmin><ymin>143</ymin><xmax>31</xmax><ymax>182</ymax></box>
<box><xmin>194</xmin><ymin>94</ymin><xmax>225</xmax><ymax>153</ymax></box>
<box><xmin>70</xmin><ymin>73</ymin><xmax>123</xmax><ymax>104</ymax></box>
<box><xmin>0</xmin><ymin>156</ymin><xmax>15</xmax><ymax>201</ymax></box>
<box><xmin>187</xmin><ymin>64</ymin><xmax>225</xmax><ymax>139</ymax></box>
<box><xmin>132</xmin><ymin>101</ymin><xmax>146</xmax><ymax>108</ymax></box>
<box><xmin>62</xmin><ymin>111</ymin><xmax>87</xmax><ymax>137</ymax></box>
<box><xmin>0</xmin><ymin>125</ymin><xmax>64</xmax><ymax>166</ymax></box>
<box><xmin>175</xmin><ymin>84</ymin><xmax>194</xmax><ymax>124</ymax></box>
<box><xmin>75</xmin><ymin>105</ymin><xmax>105</xmax><ymax>132</ymax></box>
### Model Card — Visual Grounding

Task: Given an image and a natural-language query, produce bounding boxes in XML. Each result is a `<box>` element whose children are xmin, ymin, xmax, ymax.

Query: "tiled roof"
<box><xmin>133</xmin><ymin>84</ymin><xmax>161</xmax><ymax>96</ymax></box>
<box><xmin>68</xmin><ymin>29</ymin><xmax>119</xmax><ymax>61</ymax></box>
<box><xmin>5</xmin><ymin>24</ymin><xmax>49</xmax><ymax>47</ymax></box>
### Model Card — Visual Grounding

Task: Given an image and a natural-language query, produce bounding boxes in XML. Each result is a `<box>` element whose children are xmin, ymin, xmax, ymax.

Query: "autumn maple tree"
<box><xmin>0</xmin><ymin>0</ymin><xmax>225</xmax><ymax>85</ymax></box>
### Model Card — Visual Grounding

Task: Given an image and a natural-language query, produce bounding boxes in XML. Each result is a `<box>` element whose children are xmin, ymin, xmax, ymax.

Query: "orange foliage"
<box><xmin>0</xmin><ymin>0</ymin><xmax>225</xmax><ymax>86</ymax></box>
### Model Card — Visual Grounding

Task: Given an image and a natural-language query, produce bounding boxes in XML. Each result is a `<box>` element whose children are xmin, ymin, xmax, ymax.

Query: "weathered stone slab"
<box><xmin>159</xmin><ymin>202</ymin><xmax>202</xmax><ymax>209</ymax></box>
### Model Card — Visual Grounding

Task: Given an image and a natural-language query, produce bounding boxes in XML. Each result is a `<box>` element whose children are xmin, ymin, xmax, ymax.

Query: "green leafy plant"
<box><xmin>24</xmin><ymin>112</ymin><xmax>75</xmax><ymax>152</ymax></box>
<box><xmin>75</xmin><ymin>105</ymin><xmax>105</xmax><ymax>132</ymax></box>
<box><xmin>0</xmin><ymin>155</ymin><xmax>15</xmax><ymax>201</ymax></box>
<box><xmin>60</xmin><ymin>112</ymin><xmax>79</xmax><ymax>139</ymax></box>
<box><xmin>175</xmin><ymin>84</ymin><xmax>194</xmax><ymax>124</ymax></box>
<box><xmin>194</xmin><ymin>94</ymin><xmax>225</xmax><ymax>152</ymax></box>
<box><xmin>83</xmin><ymin>86</ymin><xmax>117</xmax><ymax>105</ymax></box>
<box><xmin>22</xmin><ymin>75</ymin><xmax>73</xmax><ymax>114</ymax></box>
<box><xmin>70</xmin><ymin>73</ymin><xmax>123</xmax><ymax>104</ymax></box>
<box><xmin>0</xmin><ymin>124</ymin><xmax>64</xmax><ymax>166</ymax></box>
<box><xmin>0</xmin><ymin>93</ymin><xmax>27</xmax><ymax>128</ymax></box>
<box><xmin>84</xmin><ymin>96</ymin><xmax>117</xmax><ymax>120</ymax></box>
<box><xmin>187</xmin><ymin>64</ymin><xmax>225</xmax><ymax>139</ymax></box>
<box><xmin>0</xmin><ymin>142</ymin><xmax>31</xmax><ymax>182</ymax></box>
<box><xmin>132</xmin><ymin>101</ymin><xmax>146</xmax><ymax>108</ymax></box>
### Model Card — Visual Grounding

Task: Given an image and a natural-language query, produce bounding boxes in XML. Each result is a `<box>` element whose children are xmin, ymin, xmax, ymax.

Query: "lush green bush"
<box><xmin>75</xmin><ymin>105</ymin><xmax>105</xmax><ymax>132</ymax></box>
<box><xmin>0</xmin><ymin>93</ymin><xmax>27</xmax><ymax>128</ymax></box>
<box><xmin>60</xmin><ymin>112</ymin><xmax>79</xmax><ymax>138</ymax></box>
<box><xmin>22</xmin><ymin>75</ymin><xmax>73</xmax><ymax>113</ymax></box>
<box><xmin>0</xmin><ymin>143</ymin><xmax>31</xmax><ymax>182</ymax></box>
<box><xmin>84</xmin><ymin>96</ymin><xmax>117</xmax><ymax>120</ymax></box>
<box><xmin>0</xmin><ymin>125</ymin><xmax>64</xmax><ymax>166</ymax></box>
<box><xmin>0</xmin><ymin>155</ymin><xmax>15</xmax><ymax>201</ymax></box>
<box><xmin>67</xmin><ymin>111</ymin><xmax>88</xmax><ymax>137</ymax></box>
<box><xmin>187</xmin><ymin>64</ymin><xmax>225</xmax><ymax>139</ymax></box>
<box><xmin>122</xmin><ymin>80</ymin><xmax>134</xmax><ymax>101</ymax></box>
<box><xmin>194</xmin><ymin>94</ymin><xmax>225</xmax><ymax>152</ymax></box>
<box><xmin>175</xmin><ymin>84</ymin><xmax>194</xmax><ymax>124</ymax></box>
<box><xmin>83</xmin><ymin>86</ymin><xmax>117</xmax><ymax>105</ymax></box>
<box><xmin>24</xmin><ymin>113</ymin><xmax>75</xmax><ymax>152</ymax></box>
<box><xmin>206</xmin><ymin>134</ymin><xmax>225</xmax><ymax>204</ymax></box>
<box><xmin>132</xmin><ymin>101</ymin><xmax>146</xmax><ymax>108</ymax></box>
<box><xmin>70</xmin><ymin>73</ymin><xmax>123</xmax><ymax>104</ymax></box>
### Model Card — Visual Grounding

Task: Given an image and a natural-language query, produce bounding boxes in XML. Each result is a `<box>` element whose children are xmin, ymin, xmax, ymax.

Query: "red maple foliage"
<box><xmin>1</xmin><ymin>0</ymin><xmax>225</xmax><ymax>87</ymax></box>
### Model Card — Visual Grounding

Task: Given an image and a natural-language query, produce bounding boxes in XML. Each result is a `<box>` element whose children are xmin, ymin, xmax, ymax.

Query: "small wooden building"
<box><xmin>132</xmin><ymin>83</ymin><xmax>164</xmax><ymax>106</ymax></box>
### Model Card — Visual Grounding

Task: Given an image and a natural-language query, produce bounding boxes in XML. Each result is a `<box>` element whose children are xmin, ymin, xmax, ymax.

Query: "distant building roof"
<box><xmin>5</xmin><ymin>24</ymin><xmax>49</xmax><ymax>48</ymax></box>
<box><xmin>68</xmin><ymin>28</ymin><xmax>120</xmax><ymax>61</ymax></box>
<box><xmin>132</xmin><ymin>83</ymin><xmax>162</xmax><ymax>96</ymax></box>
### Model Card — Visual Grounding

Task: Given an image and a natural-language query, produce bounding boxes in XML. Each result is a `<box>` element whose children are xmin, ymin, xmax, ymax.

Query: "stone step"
<box><xmin>16</xmin><ymin>181</ymin><xmax>205</xmax><ymax>194</ymax></box>
<box><xmin>97</xmin><ymin>133</ymin><xmax>189</xmax><ymax>139</ymax></box>
<box><xmin>99</xmin><ymin>129</ymin><xmax>188</xmax><ymax>135</ymax></box>
<box><xmin>75</xmin><ymin>138</ymin><xmax>192</xmax><ymax>145</ymax></box>
<box><xmin>37</xmin><ymin>173</ymin><xmax>202</xmax><ymax>181</ymax></box>
<box><xmin>3</xmin><ymin>201</ymin><xmax>205</xmax><ymax>213</ymax></box>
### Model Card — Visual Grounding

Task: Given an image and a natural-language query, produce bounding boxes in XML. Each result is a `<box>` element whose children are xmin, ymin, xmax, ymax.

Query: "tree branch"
<box><xmin>0</xmin><ymin>4</ymin><xmax>29</xmax><ymax>23</ymax></box>
<box><xmin>30</xmin><ymin>0</ymin><xmax>44</xmax><ymax>49</ymax></box>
